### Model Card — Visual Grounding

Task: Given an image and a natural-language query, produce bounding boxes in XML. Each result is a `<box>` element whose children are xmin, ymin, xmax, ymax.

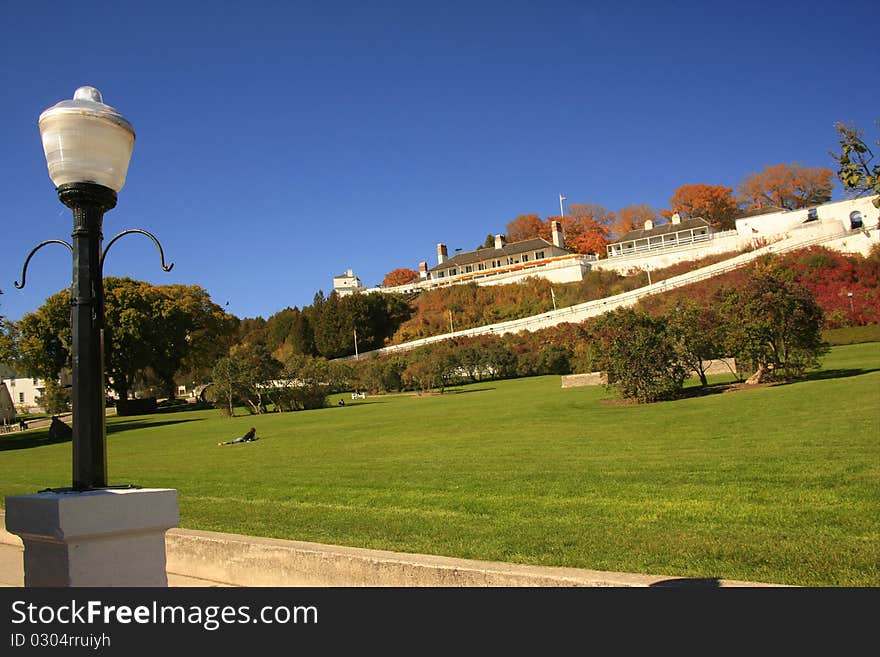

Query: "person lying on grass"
<box><xmin>218</xmin><ymin>427</ymin><xmax>258</xmax><ymax>446</ymax></box>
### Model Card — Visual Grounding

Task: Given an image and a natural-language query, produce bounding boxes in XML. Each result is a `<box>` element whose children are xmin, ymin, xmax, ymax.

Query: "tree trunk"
<box><xmin>745</xmin><ymin>364</ymin><xmax>768</xmax><ymax>385</ymax></box>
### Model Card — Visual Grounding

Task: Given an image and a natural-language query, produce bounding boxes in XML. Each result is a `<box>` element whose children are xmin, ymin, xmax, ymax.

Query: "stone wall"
<box><xmin>561</xmin><ymin>372</ymin><xmax>607</xmax><ymax>388</ymax></box>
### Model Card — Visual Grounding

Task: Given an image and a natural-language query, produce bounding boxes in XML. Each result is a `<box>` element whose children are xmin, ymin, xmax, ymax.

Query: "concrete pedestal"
<box><xmin>4</xmin><ymin>488</ymin><xmax>178</xmax><ymax>587</ymax></box>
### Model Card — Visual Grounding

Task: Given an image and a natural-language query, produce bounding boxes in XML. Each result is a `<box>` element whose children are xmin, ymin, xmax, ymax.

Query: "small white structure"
<box><xmin>333</xmin><ymin>268</ymin><xmax>367</xmax><ymax>296</ymax></box>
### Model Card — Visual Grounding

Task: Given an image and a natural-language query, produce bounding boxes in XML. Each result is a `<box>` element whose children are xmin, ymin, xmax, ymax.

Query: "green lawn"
<box><xmin>2</xmin><ymin>343</ymin><xmax>878</xmax><ymax>586</ymax></box>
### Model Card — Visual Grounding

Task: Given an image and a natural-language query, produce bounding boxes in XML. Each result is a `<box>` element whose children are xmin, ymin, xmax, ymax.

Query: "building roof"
<box><xmin>610</xmin><ymin>217</ymin><xmax>712</xmax><ymax>245</ymax></box>
<box><xmin>429</xmin><ymin>238</ymin><xmax>569</xmax><ymax>272</ymax></box>
<box><xmin>735</xmin><ymin>206</ymin><xmax>787</xmax><ymax>219</ymax></box>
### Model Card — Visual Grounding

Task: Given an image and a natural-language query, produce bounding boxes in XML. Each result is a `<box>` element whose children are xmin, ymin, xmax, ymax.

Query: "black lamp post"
<box><xmin>15</xmin><ymin>86</ymin><xmax>172</xmax><ymax>491</ymax></box>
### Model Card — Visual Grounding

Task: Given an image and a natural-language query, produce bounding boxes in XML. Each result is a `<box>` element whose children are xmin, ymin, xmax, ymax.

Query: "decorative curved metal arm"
<box><xmin>14</xmin><ymin>239</ymin><xmax>73</xmax><ymax>289</ymax></box>
<box><xmin>101</xmin><ymin>229</ymin><xmax>174</xmax><ymax>272</ymax></box>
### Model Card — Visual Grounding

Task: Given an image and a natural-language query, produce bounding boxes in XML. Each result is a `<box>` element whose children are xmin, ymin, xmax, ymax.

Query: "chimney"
<box><xmin>551</xmin><ymin>220</ymin><xmax>565</xmax><ymax>248</ymax></box>
<box><xmin>494</xmin><ymin>234</ymin><xmax>506</xmax><ymax>249</ymax></box>
<box><xmin>419</xmin><ymin>261</ymin><xmax>428</xmax><ymax>279</ymax></box>
<box><xmin>437</xmin><ymin>243</ymin><xmax>448</xmax><ymax>264</ymax></box>
<box><xmin>671</xmin><ymin>213</ymin><xmax>681</xmax><ymax>225</ymax></box>
<box><xmin>644</xmin><ymin>219</ymin><xmax>654</xmax><ymax>231</ymax></box>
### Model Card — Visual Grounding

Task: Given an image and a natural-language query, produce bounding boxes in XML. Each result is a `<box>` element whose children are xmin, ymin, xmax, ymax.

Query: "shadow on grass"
<box><xmin>668</xmin><ymin>366</ymin><xmax>878</xmax><ymax>402</ymax></box>
<box><xmin>796</xmin><ymin>367</ymin><xmax>878</xmax><ymax>383</ymax></box>
<box><xmin>0</xmin><ymin>418</ymin><xmax>205</xmax><ymax>452</ymax></box>
<box><xmin>445</xmin><ymin>387</ymin><xmax>496</xmax><ymax>395</ymax></box>
<box><xmin>0</xmin><ymin>430</ymin><xmax>70</xmax><ymax>452</ymax></box>
<box><xmin>650</xmin><ymin>578</ymin><xmax>722</xmax><ymax>588</ymax></box>
<box><xmin>106</xmin><ymin>418</ymin><xmax>203</xmax><ymax>435</ymax></box>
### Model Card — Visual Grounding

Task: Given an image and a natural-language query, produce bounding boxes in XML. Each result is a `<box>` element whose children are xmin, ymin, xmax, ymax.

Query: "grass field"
<box><xmin>2</xmin><ymin>343</ymin><xmax>878</xmax><ymax>586</ymax></box>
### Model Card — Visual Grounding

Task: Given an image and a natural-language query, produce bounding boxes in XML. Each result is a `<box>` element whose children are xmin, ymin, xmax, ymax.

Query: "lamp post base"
<box><xmin>4</xmin><ymin>488</ymin><xmax>178</xmax><ymax>587</ymax></box>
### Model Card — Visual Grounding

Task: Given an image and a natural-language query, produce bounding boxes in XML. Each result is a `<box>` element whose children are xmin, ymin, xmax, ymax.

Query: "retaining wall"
<box><xmin>0</xmin><ymin>511</ymin><xmax>779</xmax><ymax>587</ymax></box>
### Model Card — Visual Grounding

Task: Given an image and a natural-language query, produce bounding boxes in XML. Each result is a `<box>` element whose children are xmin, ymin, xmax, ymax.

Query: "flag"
<box><xmin>559</xmin><ymin>194</ymin><xmax>567</xmax><ymax>201</ymax></box>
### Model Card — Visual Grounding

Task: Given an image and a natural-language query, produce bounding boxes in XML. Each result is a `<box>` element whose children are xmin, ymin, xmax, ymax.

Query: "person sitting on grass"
<box><xmin>218</xmin><ymin>427</ymin><xmax>257</xmax><ymax>446</ymax></box>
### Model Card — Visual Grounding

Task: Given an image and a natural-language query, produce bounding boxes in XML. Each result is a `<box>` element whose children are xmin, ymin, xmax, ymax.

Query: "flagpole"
<box><xmin>559</xmin><ymin>194</ymin><xmax>566</xmax><ymax>217</ymax></box>
<box><xmin>354</xmin><ymin>327</ymin><xmax>359</xmax><ymax>360</ymax></box>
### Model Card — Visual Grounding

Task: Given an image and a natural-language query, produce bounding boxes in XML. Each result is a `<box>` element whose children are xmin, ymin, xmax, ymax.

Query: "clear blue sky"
<box><xmin>2</xmin><ymin>0</ymin><xmax>877</xmax><ymax>322</ymax></box>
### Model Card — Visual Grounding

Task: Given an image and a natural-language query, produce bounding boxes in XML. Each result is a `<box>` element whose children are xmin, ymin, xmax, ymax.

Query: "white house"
<box><xmin>422</xmin><ymin>221</ymin><xmax>595</xmax><ymax>288</ymax></box>
<box><xmin>0</xmin><ymin>375</ymin><xmax>46</xmax><ymax>414</ymax></box>
<box><xmin>606</xmin><ymin>214</ymin><xmax>716</xmax><ymax>258</ymax></box>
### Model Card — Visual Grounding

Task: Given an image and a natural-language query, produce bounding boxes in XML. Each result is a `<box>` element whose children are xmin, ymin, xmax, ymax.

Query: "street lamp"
<box><xmin>848</xmin><ymin>291</ymin><xmax>854</xmax><ymax>315</ymax></box>
<box><xmin>15</xmin><ymin>87</ymin><xmax>172</xmax><ymax>490</ymax></box>
<box><xmin>6</xmin><ymin>86</ymin><xmax>178</xmax><ymax>587</ymax></box>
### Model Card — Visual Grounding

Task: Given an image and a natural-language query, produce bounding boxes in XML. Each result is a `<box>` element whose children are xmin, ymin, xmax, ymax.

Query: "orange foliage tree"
<box><xmin>737</xmin><ymin>163</ymin><xmax>834</xmax><ymax>211</ymax></box>
<box><xmin>505</xmin><ymin>213</ymin><xmax>548</xmax><ymax>242</ymax></box>
<box><xmin>382</xmin><ymin>268</ymin><xmax>419</xmax><ymax>287</ymax></box>
<box><xmin>614</xmin><ymin>204</ymin><xmax>657</xmax><ymax>238</ymax></box>
<box><xmin>556</xmin><ymin>202</ymin><xmax>614</xmax><ymax>255</ymax></box>
<box><xmin>664</xmin><ymin>184</ymin><xmax>741</xmax><ymax>230</ymax></box>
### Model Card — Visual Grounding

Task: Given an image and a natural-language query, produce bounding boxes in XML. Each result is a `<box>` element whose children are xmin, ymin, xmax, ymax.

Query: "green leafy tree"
<box><xmin>720</xmin><ymin>265</ymin><xmax>829</xmax><ymax>381</ymax></box>
<box><xmin>148</xmin><ymin>283</ymin><xmax>233</xmax><ymax>399</ymax></box>
<box><xmin>589</xmin><ymin>308</ymin><xmax>689</xmax><ymax>402</ymax></box>
<box><xmin>0</xmin><ymin>313</ymin><xmax>17</xmax><ymax>370</ymax></box>
<box><xmin>36</xmin><ymin>379</ymin><xmax>70</xmax><ymax>414</ymax></box>
<box><xmin>667</xmin><ymin>300</ymin><xmax>725</xmax><ymax>387</ymax></box>
<box><xmin>227</xmin><ymin>343</ymin><xmax>283</xmax><ymax>414</ymax></box>
<box><xmin>831</xmin><ymin>121</ymin><xmax>880</xmax><ymax>208</ymax></box>
<box><xmin>210</xmin><ymin>356</ymin><xmax>248</xmax><ymax>416</ymax></box>
<box><xmin>15</xmin><ymin>290</ymin><xmax>71</xmax><ymax>381</ymax></box>
<box><xmin>402</xmin><ymin>343</ymin><xmax>459</xmax><ymax>393</ymax></box>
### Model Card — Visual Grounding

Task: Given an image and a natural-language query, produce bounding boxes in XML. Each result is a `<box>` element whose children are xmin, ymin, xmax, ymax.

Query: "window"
<box><xmin>19</xmin><ymin>393</ymin><xmax>24</xmax><ymax>403</ymax></box>
<box><xmin>33</xmin><ymin>378</ymin><xmax>38</xmax><ymax>385</ymax></box>
<box><xmin>522</xmin><ymin>254</ymin><xmax>529</xmax><ymax>262</ymax></box>
<box><xmin>438</xmin><ymin>271</ymin><xmax>445</xmax><ymax>278</ymax></box>
<box><xmin>465</xmin><ymin>265</ymin><xmax>473</xmax><ymax>273</ymax></box>
<box><xmin>507</xmin><ymin>257</ymin><xmax>516</xmax><ymax>265</ymax></box>
<box><xmin>478</xmin><ymin>263</ymin><xmax>485</xmax><ymax>271</ymax></box>
<box><xmin>535</xmin><ymin>251</ymin><xmax>545</xmax><ymax>260</ymax></box>
<box><xmin>449</xmin><ymin>268</ymin><xmax>457</xmax><ymax>276</ymax></box>
<box><xmin>850</xmin><ymin>211</ymin><xmax>863</xmax><ymax>229</ymax></box>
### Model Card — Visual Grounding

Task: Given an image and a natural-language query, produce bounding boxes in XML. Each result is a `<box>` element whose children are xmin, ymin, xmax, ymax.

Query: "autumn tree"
<box><xmin>382</xmin><ymin>268</ymin><xmax>419</xmax><ymax>287</ymax></box>
<box><xmin>665</xmin><ymin>184</ymin><xmax>741</xmax><ymax>230</ymax></box>
<box><xmin>613</xmin><ymin>204</ymin><xmax>657</xmax><ymax>238</ymax></box>
<box><xmin>737</xmin><ymin>163</ymin><xmax>834</xmax><ymax>211</ymax></box>
<box><xmin>831</xmin><ymin>122</ymin><xmax>880</xmax><ymax>208</ymax></box>
<box><xmin>505</xmin><ymin>214</ymin><xmax>548</xmax><ymax>242</ymax></box>
<box><xmin>556</xmin><ymin>202</ymin><xmax>614</xmax><ymax>255</ymax></box>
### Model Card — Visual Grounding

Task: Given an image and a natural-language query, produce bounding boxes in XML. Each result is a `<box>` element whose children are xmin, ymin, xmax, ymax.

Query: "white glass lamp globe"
<box><xmin>38</xmin><ymin>86</ymin><xmax>135</xmax><ymax>193</ymax></box>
